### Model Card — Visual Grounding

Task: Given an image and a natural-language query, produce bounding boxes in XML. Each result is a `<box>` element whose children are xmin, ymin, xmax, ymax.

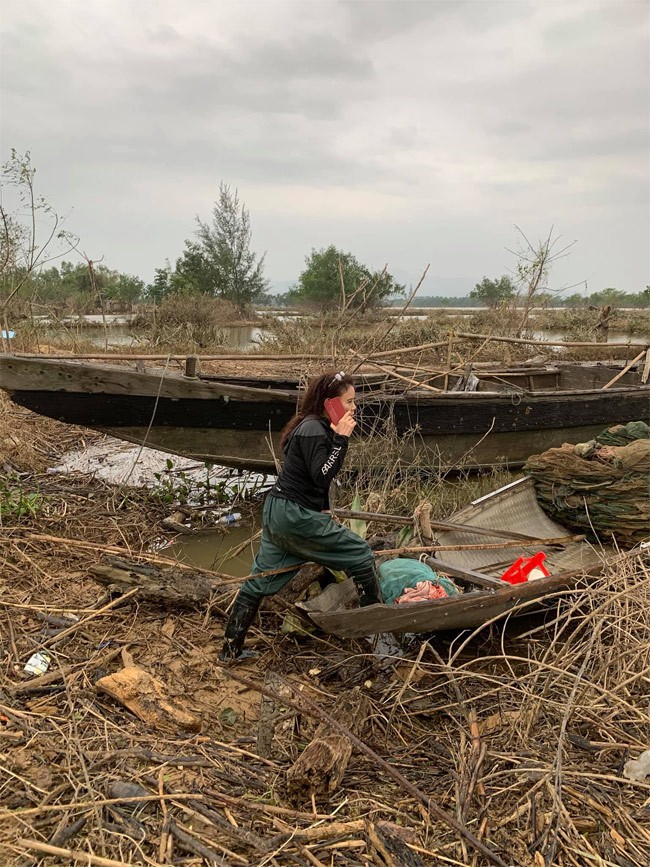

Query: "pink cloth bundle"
<box><xmin>395</xmin><ymin>581</ymin><xmax>448</xmax><ymax>604</ymax></box>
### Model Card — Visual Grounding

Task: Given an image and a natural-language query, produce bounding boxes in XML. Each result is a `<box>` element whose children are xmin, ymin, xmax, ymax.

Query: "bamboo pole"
<box><xmin>354</xmin><ymin>355</ymin><xmax>441</xmax><ymax>392</ymax></box>
<box><xmin>331</xmin><ymin>508</ymin><xmax>560</xmax><ymax>542</ymax></box>
<box><xmin>601</xmin><ymin>349</ymin><xmax>646</xmax><ymax>389</ymax></box>
<box><xmin>377</xmin><ymin>536</ymin><xmax>582</xmax><ymax>556</ymax></box>
<box><xmin>7</xmin><ymin>352</ymin><xmax>321</xmax><ymax>362</ymax></box>
<box><xmin>363</xmin><ymin>338</ymin><xmax>454</xmax><ymax>358</ymax></box>
<box><xmin>17</xmin><ymin>841</ymin><xmax>132</xmax><ymax>867</ymax></box>
<box><xmin>456</xmin><ymin>332</ymin><xmax>649</xmax><ymax>349</ymax></box>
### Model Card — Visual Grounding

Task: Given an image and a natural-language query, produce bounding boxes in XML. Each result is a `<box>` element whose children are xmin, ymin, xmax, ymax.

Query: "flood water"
<box><xmin>35</xmin><ymin>323</ymin><xmax>268</xmax><ymax>350</ymax></box>
<box><xmin>21</xmin><ymin>312</ymin><xmax>646</xmax><ymax>351</ymax></box>
<box><xmin>162</xmin><ymin>518</ymin><xmax>261</xmax><ymax>577</ymax></box>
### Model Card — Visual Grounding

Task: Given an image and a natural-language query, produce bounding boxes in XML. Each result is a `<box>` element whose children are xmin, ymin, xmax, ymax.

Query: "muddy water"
<box><xmin>48</xmin><ymin>434</ymin><xmax>267</xmax><ymax>576</ymax></box>
<box><xmin>38</xmin><ymin>323</ymin><xmax>269</xmax><ymax>350</ymax></box>
<box><xmin>162</xmin><ymin>518</ymin><xmax>261</xmax><ymax>577</ymax></box>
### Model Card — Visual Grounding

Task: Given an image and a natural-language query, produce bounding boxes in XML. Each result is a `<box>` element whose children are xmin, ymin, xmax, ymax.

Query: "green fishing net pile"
<box><xmin>524</xmin><ymin>421</ymin><xmax>650</xmax><ymax>547</ymax></box>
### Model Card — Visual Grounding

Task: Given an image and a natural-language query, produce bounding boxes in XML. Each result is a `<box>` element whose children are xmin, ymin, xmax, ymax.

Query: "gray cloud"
<box><xmin>1</xmin><ymin>0</ymin><xmax>648</xmax><ymax>292</ymax></box>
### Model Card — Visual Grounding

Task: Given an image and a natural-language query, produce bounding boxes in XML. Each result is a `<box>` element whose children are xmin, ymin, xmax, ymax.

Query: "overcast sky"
<box><xmin>1</xmin><ymin>0</ymin><xmax>648</xmax><ymax>295</ymax></box>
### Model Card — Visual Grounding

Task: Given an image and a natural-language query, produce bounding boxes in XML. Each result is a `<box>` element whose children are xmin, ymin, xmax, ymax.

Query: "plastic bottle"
<box><xmin>217</xmin><ymin>512</ymin><xmax>242</xmax><ymax>525</ymax></box>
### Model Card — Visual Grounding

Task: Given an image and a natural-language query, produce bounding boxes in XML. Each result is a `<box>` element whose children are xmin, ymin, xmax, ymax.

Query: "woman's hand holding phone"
<box><xmin>332</xmin><ymin>411</ymin><xmax>356</xmax><ymax>437</ymax></box>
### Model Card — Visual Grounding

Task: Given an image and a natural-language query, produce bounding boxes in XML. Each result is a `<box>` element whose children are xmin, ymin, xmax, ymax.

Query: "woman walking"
<box><xmin>220</xmin><ymin>370</ymin><xmax>382</xmax><ymax>661</ymax></box>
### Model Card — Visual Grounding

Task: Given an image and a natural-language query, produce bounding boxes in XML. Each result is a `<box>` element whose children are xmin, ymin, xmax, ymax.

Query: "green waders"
<box><xmin>220</xmin><ymin>496</ymin><xmax>381</xmax><ymax>660</ymax></box>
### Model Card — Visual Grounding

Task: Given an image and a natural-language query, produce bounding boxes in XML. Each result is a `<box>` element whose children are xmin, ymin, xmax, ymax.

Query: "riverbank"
<box><xmin>6</xmin><ymin>303</ymin><xmax>649</xmax><ymax>358</ymax></box>
<box><xmin>1</xmin><ymin>403</ymin><xmax>649</xmax><ymax>866</ymax></box>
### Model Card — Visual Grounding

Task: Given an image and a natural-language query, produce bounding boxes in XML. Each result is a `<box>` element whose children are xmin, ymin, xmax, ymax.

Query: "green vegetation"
<box><xmin>392</xmin><ymin>286</ymin><xmax>650</xmax><ymax>309</ymax></box>
<box><xmin>149</xmin><ymin>459</ymin><xmax>230</xmax><ymax>507</ymax></box>
<box><xmin>148</xmin><ymin>458</ymin><xmax>267</xmax><ymax>507</ymax></box>
<box><xmin>286</xmin><ymin>245</ymin><xmax>404</xmax><ymax>312</ymax></box>
<box><xmin>0</xmin><ymin>479</ymin><xmax>44</xmax><ymax>519</ymax></box>
<box><xmin>2</xmin><ymin>153</ymin><xmax>647</xmax><ymax>327</ymax></box>
<box><xmin>149</xmin><ymin>183</ymin><xmax>269</xmax><ymax>313</ymax></box>
<box><xmin>26</xmin><ymin>261</ymin><xmax>144</xmax><ymax>309</ymax></box>
<box><xmin>469</xmin><ymin>274</ymin><xmax>516</xmax><ymax>308</ymax></box>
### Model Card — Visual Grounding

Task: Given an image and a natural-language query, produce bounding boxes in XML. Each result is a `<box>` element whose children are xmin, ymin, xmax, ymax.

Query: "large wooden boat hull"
<box><xmin>1</xmin><ymin>355</ymin><xmax>648</xmax><ymax>472</ymax></box>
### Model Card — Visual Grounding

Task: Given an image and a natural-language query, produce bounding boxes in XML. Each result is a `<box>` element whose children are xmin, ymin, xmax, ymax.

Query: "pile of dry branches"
<box><xmin>1</xmin><ymin>403</ymin><xmax>649</xmax><ymax>866</ymax></box>
<box><xmin>0</xmin><ymin>467</ymin><xmax>648</xmax><ymax>866</ymax></box>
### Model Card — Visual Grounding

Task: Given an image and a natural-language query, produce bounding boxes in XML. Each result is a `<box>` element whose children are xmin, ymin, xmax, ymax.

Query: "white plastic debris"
<box><xmin>623</xmin><ymin>749</ymin><xmax>650</xmax><ymax>782</ymax></box>
<box><xmin>24</xmin><ymin>651</ymin><xmax>52</xmax><ymax>676</ymax></box>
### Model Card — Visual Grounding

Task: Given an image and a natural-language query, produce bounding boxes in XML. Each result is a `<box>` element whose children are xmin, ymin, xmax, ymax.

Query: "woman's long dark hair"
<box><xmin>279</xmin><ymin>370</ymin><xmax>354</xmax><ymax>448</ymax></box>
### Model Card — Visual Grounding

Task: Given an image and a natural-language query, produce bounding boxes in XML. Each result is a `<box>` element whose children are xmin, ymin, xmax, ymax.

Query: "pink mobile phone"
<box><xmin>324</xmin><ymin>396</ymin><xmax>347</xmax><ymax>425</ymax></box>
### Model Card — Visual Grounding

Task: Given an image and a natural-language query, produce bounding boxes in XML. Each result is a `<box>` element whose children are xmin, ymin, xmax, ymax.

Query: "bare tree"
<box><xmin>0</xmin><ymin>150</ymin><xmax>78</xmax><ymax>348</ymax></box>
<box><xmin>506</xmin><ymin>226</ymin><xmax>578</xmax><ymax>336</ymax></box>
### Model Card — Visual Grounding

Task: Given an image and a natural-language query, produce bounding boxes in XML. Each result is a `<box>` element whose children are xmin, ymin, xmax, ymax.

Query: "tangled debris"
<box><xmin>1</xmin><ymin>404</ymin><xmax>649</xmax><ymax>866</ymax></box>
<box><xmin>525</xmin><ymin>422</ymin><xmax>650</xmax><ymax>547</ymax></box>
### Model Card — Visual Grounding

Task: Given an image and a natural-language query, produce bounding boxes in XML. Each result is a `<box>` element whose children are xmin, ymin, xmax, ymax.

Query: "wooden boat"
<box><xmin>0</xmin><ymin>353</ymin><xmax>648</xmax><ymax>472</ymax></box>
<box><xmin>297</xmin><ymin>477</ymin><xmax>618</xmax><ymax>637</ymax></box>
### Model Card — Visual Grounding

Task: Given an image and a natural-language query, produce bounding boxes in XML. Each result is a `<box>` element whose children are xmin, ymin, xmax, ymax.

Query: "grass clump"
<box><xmin>142</xmin><ymin>293</ymin><xmax>240</xmax><ymax>352</ymax></box>
<box><xmin>0</xmin><ymin>478</ymin><xmax>44</xmax><ymax>519</ymax></box>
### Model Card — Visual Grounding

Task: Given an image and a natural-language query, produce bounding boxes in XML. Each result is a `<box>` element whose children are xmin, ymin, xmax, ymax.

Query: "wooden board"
<box><xmin>298</xmin><ymin>566</ymin><xmax>604</xmax><ymax>638</ymax></box>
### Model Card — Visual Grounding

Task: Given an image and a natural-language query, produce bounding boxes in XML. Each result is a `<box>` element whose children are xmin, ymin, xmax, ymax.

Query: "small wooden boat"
<box><xmin>1</xmin><ymin>353</ymin><xmax>648</xmax><ymax>472</ymax></box>
<box><xmin>297</xmin><ymin>478</ymin><xmax>617</xmax><ymax>637</ymax></box>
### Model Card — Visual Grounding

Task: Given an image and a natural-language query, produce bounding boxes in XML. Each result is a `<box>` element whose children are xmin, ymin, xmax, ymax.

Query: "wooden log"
<box><xmin>161</xmin><ymin>511</ymin><xmax>193</xmax><ymax>534</ymax></box>
<box><xmin>257</xmin><ymin>671</ymin><xmax>283</xmax><ymax>759</ymax></box>
<box><xmin>89</xmin><ymin>557</ymin><xmax>214</xmax><ymax>606</ymax></box>
<box><xmin>96</xmin><ymin>666</ymin><xmax>201</xmax><ymax>732</ymax></box>
<box><xmin>184</xmin><ymin>354</ymin><xmax>199</xmax><ymax>378</ymax></box>
<box><xmin>275</xmin><ymin>563</ymin><xmax>325</xmax><ymax>604</ymax></box>
<box><xmin>286</xmin><ymin>687</ymin><xmax>369</xmax><ymax>801</ymax></box>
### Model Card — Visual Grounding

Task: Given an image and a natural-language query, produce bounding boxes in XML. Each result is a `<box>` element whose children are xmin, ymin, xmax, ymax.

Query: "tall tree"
<box><xmin>290</xmin><ymin>245</ymin><xmax>403</xmax><ymax>312</ymax></box>
<box><xmin>187</xmin><ymin>183</ymin><xmax>268</xmax><ymax>311</ymax></box>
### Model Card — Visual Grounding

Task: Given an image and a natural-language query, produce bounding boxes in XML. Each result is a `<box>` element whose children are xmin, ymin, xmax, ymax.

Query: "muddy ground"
<box><xmin>1</xmin><ymin>396</ymin><xmax>649</xmax><ymax>866</ymax></box>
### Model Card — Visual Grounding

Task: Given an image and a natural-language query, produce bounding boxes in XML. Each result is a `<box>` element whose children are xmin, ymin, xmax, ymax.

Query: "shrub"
<box><xmin>150</xmin><ymin>292</ymin><xmax>239</xmax><ymax>351</ymax></box>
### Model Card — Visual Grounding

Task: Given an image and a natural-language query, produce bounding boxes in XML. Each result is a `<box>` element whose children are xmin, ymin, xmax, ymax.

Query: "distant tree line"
<box><xmin>6</xmin><ymin>262</ymin><xmax>145</xmax><ymax>311</ymax></box>
<box><xmin>148</xmin><ymin>187</ymin><xmax>404</xmax><ymax>313</ymax></box>
<box><xmin>1</xmin><ymin>153</ymin><xmax>646</xmax><ymax>319</ymax></box>
<box><xmin>391</xmin><ymin>277</ymin><xmax>649</xmax><ymax>309</ymax></box>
